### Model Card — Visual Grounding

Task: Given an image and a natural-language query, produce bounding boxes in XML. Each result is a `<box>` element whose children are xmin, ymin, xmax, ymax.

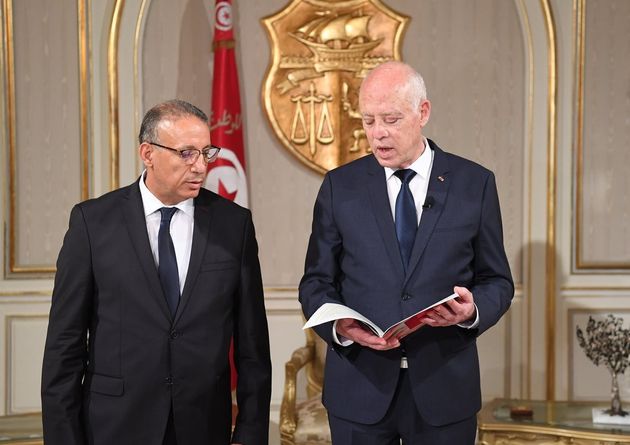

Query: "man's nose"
<box><xmin>372</xmin><ymin>123</ymin><xmax>388</xmax><ymax>139</ymax></box>
<box><xmin>190</xmin><ymin>152</ymin><xmax>207</xmax><ymax>173</ymax></box>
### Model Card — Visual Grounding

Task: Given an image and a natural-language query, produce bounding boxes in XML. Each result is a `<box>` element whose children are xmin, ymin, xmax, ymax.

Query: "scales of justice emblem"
<box><xmin>261</xmin><ymin>0</ymin><xmax>409</xmax><ymax>174</ymax></box>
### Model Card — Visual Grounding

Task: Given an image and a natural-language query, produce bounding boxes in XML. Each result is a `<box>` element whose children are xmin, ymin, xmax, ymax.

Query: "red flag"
<box><xmin>204</xmin><ymin>0</ymin><xmax>246</xmax><ymax>394</ymax></box>
<box><xmin>204</xmin><ymin>0</ymin><xmax>248</xmax><ymax>208</ymax></box>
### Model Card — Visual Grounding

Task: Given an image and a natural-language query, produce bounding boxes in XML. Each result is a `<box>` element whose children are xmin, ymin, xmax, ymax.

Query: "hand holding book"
<box><xmin>304</xmin><ymin>292</ymin><xmax>460</xmax><ymax>341</ymax></box>
<box><xmin>335</xmin><ymin>318</ymin><xmax>400</xmax><ymax>350</ymax></box>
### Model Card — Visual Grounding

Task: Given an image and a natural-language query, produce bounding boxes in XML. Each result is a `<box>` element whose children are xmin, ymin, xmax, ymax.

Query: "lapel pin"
<box><xmin>438</xmin><ymin>175</ymin><xmax>445</xmax><ymax>182</ymax></box>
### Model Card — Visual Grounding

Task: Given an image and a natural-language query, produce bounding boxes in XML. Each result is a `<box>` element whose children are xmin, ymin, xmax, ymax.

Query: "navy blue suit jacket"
<box><xmin>299</xmin><ymin>140</ymin><xmax>514</xmax><ymax>426</ymax></box>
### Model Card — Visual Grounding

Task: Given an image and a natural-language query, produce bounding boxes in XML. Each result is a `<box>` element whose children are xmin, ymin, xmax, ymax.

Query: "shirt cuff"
<box><xmin>457</xmin><ymin>303</ymin><xmax>480</xmax><ymax>329</ymax></box>
<box><xmin>332</xmin><ymin>320</ymin><xmax>354</xmax><ymax>346</ymax></box>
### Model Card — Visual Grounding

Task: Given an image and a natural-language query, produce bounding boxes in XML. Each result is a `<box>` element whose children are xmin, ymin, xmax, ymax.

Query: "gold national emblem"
<box><xmin>261</xmin><ymin>0</ymin><xmax>409</xmax><ymax>174</ymax></box>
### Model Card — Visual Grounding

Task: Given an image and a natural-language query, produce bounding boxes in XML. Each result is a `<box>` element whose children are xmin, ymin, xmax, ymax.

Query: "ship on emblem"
<box><xmin>290</xmin><ymin>12</ymin><xmax>382</xmax><ymax>72</ymax></box>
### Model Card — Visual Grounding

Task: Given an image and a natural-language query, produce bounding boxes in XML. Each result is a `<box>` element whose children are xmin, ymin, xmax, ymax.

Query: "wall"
<box><xmin>1</xmin><ymin>0</ymin><xmax>629</xmax><ymax>429</ymax></box>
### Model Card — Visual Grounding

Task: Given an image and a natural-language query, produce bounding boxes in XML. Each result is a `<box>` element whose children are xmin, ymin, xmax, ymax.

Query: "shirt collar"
<box><xmin>138</xmin><ymin>171</ymin><xmax>195</xmax><ymax>218</ymax></box>
<box><xmin>384</xmin><ymin>138</ymin><xmax>432</xmax><ymax>180</ymax></box>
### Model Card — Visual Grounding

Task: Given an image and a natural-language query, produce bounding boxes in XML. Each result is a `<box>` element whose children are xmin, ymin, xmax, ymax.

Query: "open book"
<box><xmin>303</xmin><ymin>293</ymin><xmax>459</xmax><ymax>340</ymax></box>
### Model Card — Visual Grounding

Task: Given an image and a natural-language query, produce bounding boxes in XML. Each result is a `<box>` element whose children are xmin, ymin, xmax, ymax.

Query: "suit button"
<box><xmin>169</xmin><ymin>330</ymin><xmax>179</xmax><ymax>340</ymax></box>
<box><xmin>165</xmin><ymin>376</ymin><xmax>173</xmax><ymax>386</ymax></box>
<box><xmin>402</xmin><ymin>293</ymin><xmax>411</xmax><ymax>301</ymax></box>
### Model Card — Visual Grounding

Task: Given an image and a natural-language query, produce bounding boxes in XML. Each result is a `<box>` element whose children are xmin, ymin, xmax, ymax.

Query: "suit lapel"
<box><xmin>405</xmin><ymin>141</ymin><xmax>450</xmax><ymax>284</ymax></box>
<box><xmin>122</xmin><ymin>181</ymin><xmax>172</xmax><ymax>322</ymax></box>
<box><xmin>173</xmin><ymin>191</ymin><xmax>213</xmax><ymax>324</ymax></box>
<box><xmin>366</xmin><ymin>156</ymin><xmax>406</xmax><ymax>279</ymax></box>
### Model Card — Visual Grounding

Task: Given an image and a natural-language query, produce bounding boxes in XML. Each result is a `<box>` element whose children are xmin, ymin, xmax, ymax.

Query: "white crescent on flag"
<box><xmin>203</xmin><ymin>148</ymin><xmax>248</xmax><ymax>207</ymax></box>
<box><xmin>214</xmin><ymin>1</ymin><xmax>233</xmax><ymax>31</ymax></box>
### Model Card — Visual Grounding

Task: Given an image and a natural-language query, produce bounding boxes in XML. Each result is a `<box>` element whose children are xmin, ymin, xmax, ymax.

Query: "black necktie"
<box><xmin>394</xmin><ymin>169</ymin><xmax>417</xmax><ymax>270</ymax></box>
<box><xmin>158</xmin><ymin>207</ymin><xmax>180</xmax><ymax>316</ymax></box>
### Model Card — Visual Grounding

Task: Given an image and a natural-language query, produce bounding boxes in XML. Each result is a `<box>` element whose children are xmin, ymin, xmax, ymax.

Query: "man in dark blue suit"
<box><xmin>299</xmin><ymin>62</ymin><xmax>514</xmax><ymax>444</ymax></box>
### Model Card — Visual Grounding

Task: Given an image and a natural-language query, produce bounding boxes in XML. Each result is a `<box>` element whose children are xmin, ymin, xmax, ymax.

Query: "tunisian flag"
<box><xmin>204</xmin><ymin>0</ymin><xmax>248</xmax><ymax>208</ymax></box>
<box><xmin>203</xmin><ymin>0</ymin><xmax>247</xmax><ymax>393</ymax></box>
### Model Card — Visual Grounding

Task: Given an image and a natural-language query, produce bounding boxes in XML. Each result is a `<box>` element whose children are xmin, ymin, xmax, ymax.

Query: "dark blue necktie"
<box><xmin>158</xmin><ymin>207</ymin><xmax>180</xmax><ymax>316</ymax></box>
<box><xmin>394</xmin><ymin>169</ymin><xmax>417</xmax><ymax>270</ymax></box>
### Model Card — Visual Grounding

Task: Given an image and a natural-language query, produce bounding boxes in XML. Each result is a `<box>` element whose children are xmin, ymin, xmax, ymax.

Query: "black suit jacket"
<box><xmin>42</xmin><ymin>181</ymin><xmax>271</xmax><ymax>445</ymax></box>
<box><xmin>299</xmin><ymin>140</ymin><xmax>514</xmax><ymax>426</ymax></box>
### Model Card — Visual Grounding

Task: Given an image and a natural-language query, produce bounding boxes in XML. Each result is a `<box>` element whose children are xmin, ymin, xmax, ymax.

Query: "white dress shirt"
<box><xmin>384</xmin><ymin>140</ymin><xmax>434</xmax><ymax>225</ymax></box>
<box><xmin>139</xmin><ymin>173</ymin><xmax>194</xmax><ymax>294</ymax></box>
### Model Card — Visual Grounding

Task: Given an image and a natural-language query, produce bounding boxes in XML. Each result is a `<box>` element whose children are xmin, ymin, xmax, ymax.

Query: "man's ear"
<box><xmin>419</xmin><ymin>99</ymin><xmax>431</xmax><ymax>127</ymax></box>
<box><xmin>139</xmin><ymin>142</ymin><xmax>153</xmax><ymax>168</ymax></box>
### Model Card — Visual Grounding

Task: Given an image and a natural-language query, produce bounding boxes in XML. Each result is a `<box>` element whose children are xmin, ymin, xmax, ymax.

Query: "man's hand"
<box><xmin>423</xmin><ymin>286</ymin><xmax>476</xmax><ymax>327</ymax></box>
<box><xmin>336</xmin><ymin>318</ymin><xmax>401</xmax><ymax>350</ymax></box>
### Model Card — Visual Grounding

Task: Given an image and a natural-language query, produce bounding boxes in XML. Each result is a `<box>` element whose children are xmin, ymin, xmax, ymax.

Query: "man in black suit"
<box><xmin>299</xmin><ymin>62</ymin><xmax>514</xmax><ymax>444</ymax></box>
<box><xmin>42</xmin><ymin>99</ymin><xmax>271</xmax><ymax>445</ymax></box>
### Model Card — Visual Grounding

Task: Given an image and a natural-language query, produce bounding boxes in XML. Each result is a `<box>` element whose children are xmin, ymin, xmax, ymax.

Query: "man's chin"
<box><xmin>181</xmin><ymin>183</ymin><xmax>203</xmax><ymax>199</ymax></box>
<box><xmin>374</xmin><ymin>154</ymin><xmax>398</xmax><ymax>169</ymax></box>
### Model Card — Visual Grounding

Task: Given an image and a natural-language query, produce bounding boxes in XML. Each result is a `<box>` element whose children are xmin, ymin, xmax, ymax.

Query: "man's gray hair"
<box><xmin>362</xmin><ymin>61</ymin><xmax>428</xmax><ymax>110</ymax></box>
<box><xmin>138</xmin><ymin>99</ymin><xmax>208</xmax><ymax>144</ymax></box>
<box><xmin>405</xmin><ymin>69</ymin><xmax>427</xmax><ymax>110</ymax></box>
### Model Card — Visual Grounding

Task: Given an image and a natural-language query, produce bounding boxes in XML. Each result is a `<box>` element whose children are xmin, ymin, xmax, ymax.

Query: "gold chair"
<box><xmin>279</xmin><ymin>328</ymin><xmax>331</xmax><ymax>445</ymax></box>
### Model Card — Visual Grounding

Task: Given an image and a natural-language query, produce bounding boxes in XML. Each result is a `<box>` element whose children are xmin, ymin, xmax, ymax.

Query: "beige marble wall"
<box><xmin>9</xmin><ymin>0</ymin><xmax>85</xmax><ymax>272</ymax></box>
<box><xmin>578</xmin><ymin>0</ymin><xmax>630</xmax><ymax>268</ymax></box>
<box><xmin>142</xmin><ymin>0</ymin><xmax>212</xmax><ymax>117</ymax></box>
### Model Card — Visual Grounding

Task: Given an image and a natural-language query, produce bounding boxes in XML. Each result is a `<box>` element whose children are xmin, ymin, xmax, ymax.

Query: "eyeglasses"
<box><xmin>148</xmin><ymin>142</ymin><xmax>221</xmax><ymax>164</ymax></box>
